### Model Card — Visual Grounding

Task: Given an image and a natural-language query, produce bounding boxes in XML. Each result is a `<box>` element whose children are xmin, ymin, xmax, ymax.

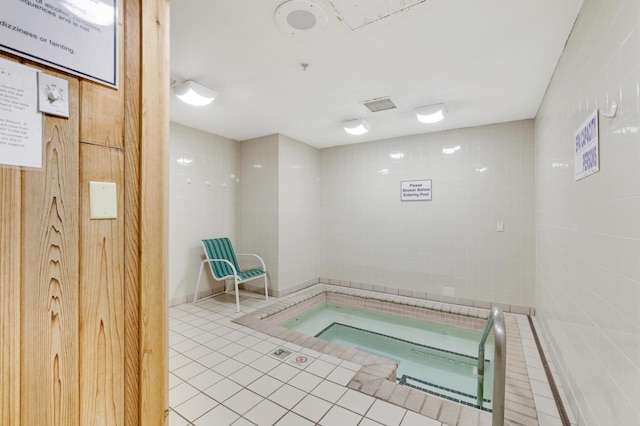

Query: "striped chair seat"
<box><xmin>237</xmin><ymin>269</ymin><xmax>265</xmax><ymax>280</ymax></box>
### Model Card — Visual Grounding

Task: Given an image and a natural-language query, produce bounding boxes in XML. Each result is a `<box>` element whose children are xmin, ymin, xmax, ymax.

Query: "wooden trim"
<box><xmin>123</xmin><ymin>0</ymin><xmax>142</xmax><ymax>423</ymax></box>
<box><xmin>139</xmin><ymin>0</ymin><xmax>170</xmax><ymax>423</ymax></box>
<box><xmin>0</xmin><ymin>168</ymin><xmax>21</xmax><ymax>426</ymax></box>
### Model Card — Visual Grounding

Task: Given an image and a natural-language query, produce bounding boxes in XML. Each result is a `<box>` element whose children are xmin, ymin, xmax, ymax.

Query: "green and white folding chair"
<box><xmin>193</xmin><ymin>238</ymin><xmax>268</xmax><ymax>312</ymax></box>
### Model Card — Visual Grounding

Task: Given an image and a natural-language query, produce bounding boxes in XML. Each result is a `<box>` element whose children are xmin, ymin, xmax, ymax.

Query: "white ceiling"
<box><xmin>170</xmin><ymin>0</ymin><xmax>583</xmax><ymax>149</ymax></box>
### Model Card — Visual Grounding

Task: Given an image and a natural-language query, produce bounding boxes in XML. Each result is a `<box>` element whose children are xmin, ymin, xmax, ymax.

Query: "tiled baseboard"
<box><xmin>170</xmin><ymin>285</ymin><xmax>226</xmax><ymax>307</ymax></box>
<box><xmin>319</xmin><ymin>277</ymin><xmax>535</xmax><ymax>316</ymax></box>
<box><xmin>170</xmin><ymin>278</ymin><xmax>322</xmax><ymax>306</ymax></box>
<box><xmin>268</xmin><ymin>278</ymin><xmax>320</xmax><ymax>298</ymax></box>
<box><xmin>173</xmin><ymin>277</ymin><xmax>535</xmax><ymax>317</ymax></box>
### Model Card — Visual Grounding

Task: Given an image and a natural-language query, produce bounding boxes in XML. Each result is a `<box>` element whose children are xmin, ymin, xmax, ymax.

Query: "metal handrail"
<box><xmin>477</xmin><ymin>307</ymin><xmax>506</xmax><ymax>426</ymax></box>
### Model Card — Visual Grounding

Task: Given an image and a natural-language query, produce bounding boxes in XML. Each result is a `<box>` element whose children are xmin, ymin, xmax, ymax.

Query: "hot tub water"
<box><xmin>280</xmin><ymin>303</ymin><xmax>494</xmax><ymax>410</ymax></box>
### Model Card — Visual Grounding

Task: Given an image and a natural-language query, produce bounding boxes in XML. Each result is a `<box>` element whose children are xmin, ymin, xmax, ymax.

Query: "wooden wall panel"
<box><xmin>139</xmin><ymin>0</ymin><xmax>170</xmax><ymax>423</ymax></box>
<box><xmin>0</xmin><ymin>0</ymin><xmax>169</xmax><ymax>423</ymax></box>
<box><xmin>79</xmin><ymin>3</ymin><xmax>124</xmax><ymax>149</ymax></box>
<box><xmin>21</xmin><ymin>77</ymin><xmax>80</xmax><ymax>425</ymax></box>
<box><xmin>79</xmin><ymin>144</ymin><xmax>125</xmax><ymax>425</ymax></box>
<box><xmin>123</xmin><ymin>0</ymin><xmax>142</xmax><ymax>422</ymax></box>
<box><xmin>0</xmin><ymin>168</ymin><xmax>21</xmax><ymax>426</ymax></box>
<box><xmin>80</xmin><ymin>81</ymin><xmax>124</xmax><ymax>149</ymax></box>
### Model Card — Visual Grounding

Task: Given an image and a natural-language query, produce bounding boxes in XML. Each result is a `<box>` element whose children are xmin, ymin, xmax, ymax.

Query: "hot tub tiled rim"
<box><xmin>233</xmin><ymin>284</ymin><xmax>538</xmax><ymax>425</ymax></box>
<box><xmin>259</xmin><ymin>290</ymin><xmax>491</xmax><ymax>333</ymax></box>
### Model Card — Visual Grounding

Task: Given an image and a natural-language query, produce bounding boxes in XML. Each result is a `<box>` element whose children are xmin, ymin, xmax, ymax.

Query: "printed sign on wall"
<box><xmin>0</xmin><ymin>58</ymin><xmax>42</xmax><ymax>169</ymax></box>
<box><xmin>401</xmin><ymin>179</ymin><xmax>432</xmax><ymax>201</ymax></box>
<box><xmin>574</xmin><ymin>110</ymin><xmax>599</xmax><ymax>181</ymax></box>
<box><xmin>0</xmin><ymin>0</ymin><xmax>118</xmax><ymax>87</ymax></box>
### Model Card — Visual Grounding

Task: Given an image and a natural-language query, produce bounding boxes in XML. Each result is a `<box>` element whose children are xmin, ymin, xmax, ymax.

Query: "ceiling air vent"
<box><xmin>362</xmin><ymin>97</ymin><xmax>397</xmax><ymax>112</ymax></box>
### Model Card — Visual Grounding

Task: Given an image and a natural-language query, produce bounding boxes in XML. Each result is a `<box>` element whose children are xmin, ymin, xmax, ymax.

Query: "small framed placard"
<box><xmin>401</xmin><ymin>179</ymin><xmax>432</xmax><ymax>201</ymax></box>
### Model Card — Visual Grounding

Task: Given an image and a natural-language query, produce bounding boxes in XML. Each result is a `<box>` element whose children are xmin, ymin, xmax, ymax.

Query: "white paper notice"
<box><xmin>401</xmin><ymin>179</ymin><xmax>432</xmax><ymax>201</ymax></box>
<box><xmin>0</xmin><ymin>0</ymin><xmax>118</xmax><ymax>87</ymax></box>
<box><xmin>0</xmin><ymin>58</ymin><xmax>43</xmax><ymax>168</ymax></box>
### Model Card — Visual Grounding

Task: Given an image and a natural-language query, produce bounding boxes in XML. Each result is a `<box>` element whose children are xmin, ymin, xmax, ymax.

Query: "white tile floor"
<box><xmin>169</xmin><ymin>288</ymin><xmax>575</xmax><ymax>425</ymax></box>
<box><xmin>169</xmin><ymin>292</ymin><xmax>453</xmax><ymax>425</ymax></box>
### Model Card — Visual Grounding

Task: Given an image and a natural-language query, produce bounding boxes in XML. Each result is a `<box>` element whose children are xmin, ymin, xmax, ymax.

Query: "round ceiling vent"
<box><xmin>275</xmin><ymin>0</ymin><xmax>328</xmax><ymax>35</ymax></box>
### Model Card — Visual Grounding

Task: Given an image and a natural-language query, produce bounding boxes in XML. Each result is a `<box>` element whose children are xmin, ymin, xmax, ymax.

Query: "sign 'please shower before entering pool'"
<box><xmin>401</xmin><ymin>179</ymin><xmax>432</xmax><ymax>201</ymax></box>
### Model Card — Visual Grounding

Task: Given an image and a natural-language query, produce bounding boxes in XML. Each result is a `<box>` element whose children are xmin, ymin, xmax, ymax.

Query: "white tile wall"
<box><xmin>278</xmin><ymin>135</ymin><xmax>321</xmax><ymax>294</ymax></box>
<box><xmin>320</xmin><ymin>120</ymin><xmax>536</xmax><ymax>307</ymax></box>
<box><xmin>535</xmin><ymin>0</ymin><xmax>640</xmax><ymax>424</ymax></box>
<box><xmin>171</xmin><ymin>129</ymin><xmax>321</xmax><ymax>299</ymax></box>
<box><xmin>239</xmin><ymin>135</ymin><xmax>280</xmax><ymax>290</ymax></box>
<box><xmin>238</xmin><ymin>134</ymin><xmax>321</xmax><ymax>295</ymax></box>
<box><xmin>169</xmin><ymin>122</ymin><xmax>240</xmax><ymax>304</ymax></box>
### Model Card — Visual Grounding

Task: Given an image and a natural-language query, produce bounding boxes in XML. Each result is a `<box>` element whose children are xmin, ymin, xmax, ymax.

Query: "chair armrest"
<box><xmin>202</xmin><ymin>258</ymin><xmax>238</xmax><ymax>277</ymax></box>
<box><xmin>236</xmin><ymin>253</ymin><xmax>266</xmax><ymax>271</ymax></box>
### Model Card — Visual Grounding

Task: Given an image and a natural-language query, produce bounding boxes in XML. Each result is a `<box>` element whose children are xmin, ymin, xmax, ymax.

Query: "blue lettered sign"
<box><xmin>574</xmin><ymin>110</ymin><xmax>599</xmax><ymax>181</ymax></box>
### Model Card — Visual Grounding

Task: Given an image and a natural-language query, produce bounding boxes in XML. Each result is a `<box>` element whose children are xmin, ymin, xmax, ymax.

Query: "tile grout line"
<box><xmin>527</xmin><ymin>315</ymin><xmax>570</xmax><ymax>426</ymax></box>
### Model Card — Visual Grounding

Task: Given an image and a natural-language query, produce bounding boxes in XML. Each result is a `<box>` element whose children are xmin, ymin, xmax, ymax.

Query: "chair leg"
<box><xmin>234</xmin><ymin>278</ymin><xmax>240</xmax><ymax>313</ymax></box>
<box><xmin>264</xmin><ymin>275</ymin><xmax>268</xmax><ymax>301</ymax></box>
<box><xmin>193</xmin><ymin>261</ymin><xmax>206</xmax><ymax>303</ymax></box>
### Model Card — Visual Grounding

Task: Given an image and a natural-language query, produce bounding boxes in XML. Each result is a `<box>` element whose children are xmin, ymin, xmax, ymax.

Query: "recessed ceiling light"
<box><xmin>415</xmin><ymin>103</ymin><xmax>446</xmax><ymax>124</ymax></box>
<box><xmin>343</xmin><ymin>118</ymin><xmax>372</xmax><ymax>135</ymax></box>
<box><xmin>172</xmin><ymin>80</ymin><xmax>217</xmax><ymax>106</ymax></box>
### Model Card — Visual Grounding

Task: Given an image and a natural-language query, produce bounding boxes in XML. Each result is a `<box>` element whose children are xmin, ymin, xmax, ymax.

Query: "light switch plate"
<box><xmin>497</xmin><ymin>221</ymin><xmax>504</xmax><ymax>232</ymax></box>
<box><xmin>90</xmin><ymin>181</ymin><xmax>117</xmax><ymax>219</ymax></box>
